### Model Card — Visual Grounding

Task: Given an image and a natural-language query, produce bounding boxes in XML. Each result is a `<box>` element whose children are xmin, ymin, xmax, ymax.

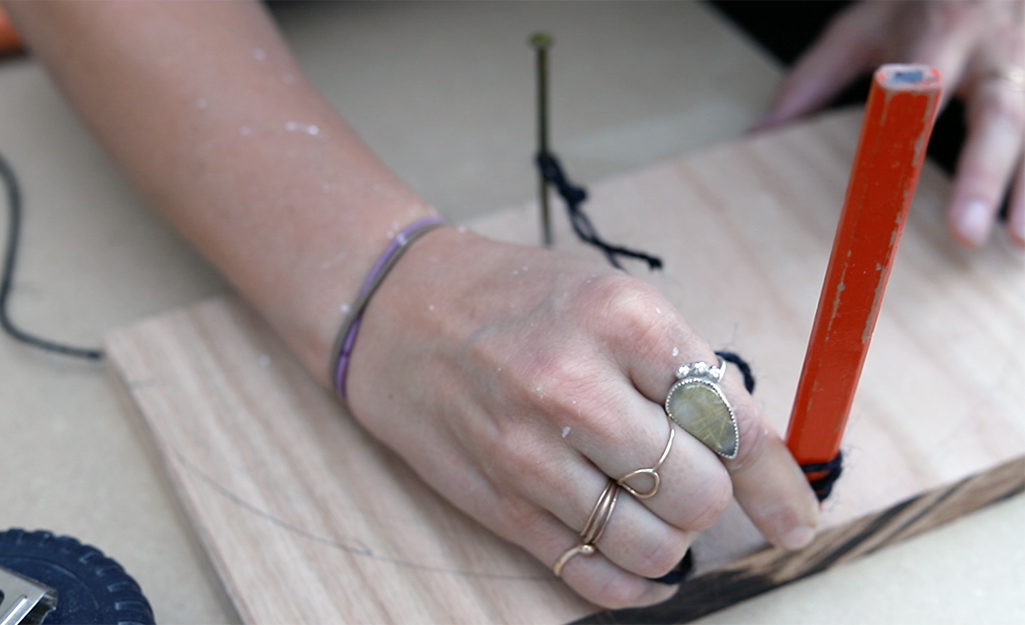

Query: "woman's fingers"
<box><xmin>478</xmin><ymin>449</ymin><xmax>682</xmax><ymax>608</ymax></box>
<box><xmin>757</xmin><ymin>2</ymin><xmax>888</xmax><ymax>130</ymax></box>
<box><xmin>715</xmin><ymin>369</ymin><xmax>820</xmax><ymax>549</ymax></box>
<box><xmin>949</xmin><ymin>76</ymin><xmax>1025</xmax><ymax>246</ymax></box>
<box><xmin>548</xmin><ymin>376</ymin><xmax>735</xmax><ymax>534</ymax></box>
<box><xmin>763</xmin><ymin>0</ymin><xmax>1025</xmax><ymax>249</ymax></box>
<box><xmin>480</xmin><ymin>350</ymin><xmax>714</xmax><ymax>581</ymax></box>
<box><xmin>545</xmin><ymin>399</ymin><xmax>724</xmax><ymax>577</ymax></box>
<box><xmin>1008</xmin><ymin>159</ymin><xmax>1025</xmax><ymax>247</ymax></box>
<box><xmin>540</xmin><ymin>513</ymin><xmax>679</xmax><ymax>608</ymax></box>
<box><xmin>592</xmin><ymin>278</ymin><xmax>820</xmax><ymax>550</ymax></box>
<box><xmin>541</xmin><ymin>466</ymin><xmax>696</xmax><ymax>580</ymax></box>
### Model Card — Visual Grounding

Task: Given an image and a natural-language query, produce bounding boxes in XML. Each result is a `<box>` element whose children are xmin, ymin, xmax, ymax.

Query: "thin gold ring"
<box><xmin>580</xmin><ymin>480</ymin><xmax>620</xmax><ymax>545</ymax></box>
<box><xmin>616</xmin><ymin>419</ymin><xmax>675</xmax><ymax>499</ymax></box>
<box><xmin>552</xmin><ymin>480</ymin><xmax>621</xmax><ymax>577</ymax></box>
<box><xmin>552</xmin><ymin>544</ymin><xmax>595</xmax><ymax>577</ymax></box>
<box><xmin>984</xmin><ymin>64</ymin><xmax>1025</xmax><ymax>92</ymax></box>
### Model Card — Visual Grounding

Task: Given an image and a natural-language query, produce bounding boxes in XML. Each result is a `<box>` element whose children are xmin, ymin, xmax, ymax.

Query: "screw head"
<box><xmin>529</xmin><ymin>32</ymin><xmax>553</xmax><ymax>50</ymax></box>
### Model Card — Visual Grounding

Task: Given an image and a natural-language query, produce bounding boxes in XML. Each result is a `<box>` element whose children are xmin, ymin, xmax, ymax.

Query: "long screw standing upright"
<box><xmin>529</xmin><ymin>32</ymin><xmax>553</xmax><ymax>247</ymax></box>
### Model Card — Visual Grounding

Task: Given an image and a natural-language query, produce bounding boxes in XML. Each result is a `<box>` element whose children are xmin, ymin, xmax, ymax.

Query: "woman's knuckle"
<box><xmin>636</xmin><ymin>531</ymin><xmax>690</xmax><ymax>577</ymax></box>
<box><xmin>685</xmin><ymin>471</ymin><xmax>733</xmax><ymax>530</ymax></box>
<box><xmin>537</xmin><ymin>351</ymin><xmax>592</xmax><ymax>394</ymax></box>
<box><xmin>593</xmin><ymin>277</ymin><xmax>675</xmax><ymax>341</ymax></box>
<box><xmin>496</xmin><ymin>496</ymin><xmax>544</xmax><ymax>536</ymax></box>
<box><xmin>489</xmin><ymin>424</ymin><xmax>547</xmax><ymax>486</ymax></box>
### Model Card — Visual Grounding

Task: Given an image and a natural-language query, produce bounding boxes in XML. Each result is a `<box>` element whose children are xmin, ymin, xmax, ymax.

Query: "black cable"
<box><xmin>0</xmin><ymin>151</ymin><xmax>104</xmax><ymax>360</ymax></box>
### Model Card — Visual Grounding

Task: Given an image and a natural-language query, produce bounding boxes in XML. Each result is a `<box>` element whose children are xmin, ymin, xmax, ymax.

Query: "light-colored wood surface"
<box><xmin>105</xmin><ymin>110</ymin><xmax>1025</xmax><ymax>624</ymax></box>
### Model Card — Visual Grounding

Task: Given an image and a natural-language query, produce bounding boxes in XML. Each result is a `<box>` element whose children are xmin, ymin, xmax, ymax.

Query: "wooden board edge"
<box><xmin>574</xmin><ymin>455</ymin><xmax>1025</xmax><ymax>624</ymax></box>
<box><xmin>103</xmin><ymin>331</ymin><xmax>246</xmax><ymax>624</ymax></box>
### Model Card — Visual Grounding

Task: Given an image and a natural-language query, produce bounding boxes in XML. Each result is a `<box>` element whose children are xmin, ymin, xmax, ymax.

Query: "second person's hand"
<box><xmin>757</xmin><ymin>0</ymin><xmax>1025</xmax><ymax>250</ymax></box>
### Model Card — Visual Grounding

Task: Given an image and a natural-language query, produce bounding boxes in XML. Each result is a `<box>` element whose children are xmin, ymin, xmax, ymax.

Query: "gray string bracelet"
<box><xmin>330</xmin><ymin>215</ymin><xmax>447</xmax><ymax>402</ymax></box>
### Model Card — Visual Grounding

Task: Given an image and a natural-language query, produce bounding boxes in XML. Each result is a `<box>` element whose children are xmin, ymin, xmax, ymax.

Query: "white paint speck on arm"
<box><xmin>672</xmin><ymin>347</ymin><xmax>679</xmax><ymax>357</ymax></box>
<box><xmin>284</xmin><ymin>121</ymin><xmax>320</xmax><ymax>136</ymax></box>
<box><xmin>561</xmin><ymin>426</ymin><xmax>571</xmax><ymax>438</ymax></box>
<box><xmin>320</xmin><ymin>251</ymin><xmax>347</xmax><ymax>270</ymax></box>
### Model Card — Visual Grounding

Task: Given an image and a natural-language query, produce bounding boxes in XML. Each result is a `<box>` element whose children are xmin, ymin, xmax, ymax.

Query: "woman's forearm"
<box><xmin>5</xmin><ymin>0</ymin><xmax>436</xmax><ymax>382</ymax></box>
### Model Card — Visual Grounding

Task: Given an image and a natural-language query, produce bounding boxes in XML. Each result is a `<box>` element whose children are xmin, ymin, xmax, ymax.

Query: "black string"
<box><xmin>716</xmin><ymin>351</ymin><xmax>755</xmax><ymax>394</ymax></box>
<box><xmin>0</xmin><ymin>151</ymin><xmax>104</xmax><ymax>360</ymax></box>
<box><xmin>800</xmin><ymin>452</ymin><xmax>844</xmax><ymax>502</ymax></box>
<box><xmin>649</xmin><ymin>550</ymin><xmax>692</xmax><ymax>586</ymax></box>
<box><xmin>535</xmin><ymin>153</ymin><xmax>663</xmax><ymax>272</ymax></box>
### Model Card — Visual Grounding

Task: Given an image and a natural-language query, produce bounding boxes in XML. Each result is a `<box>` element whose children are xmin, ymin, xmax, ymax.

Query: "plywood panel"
<box><xmin>105</xmin><ymin>110</ymin><xmax>1025</xmax><ymax>624</ymax></box>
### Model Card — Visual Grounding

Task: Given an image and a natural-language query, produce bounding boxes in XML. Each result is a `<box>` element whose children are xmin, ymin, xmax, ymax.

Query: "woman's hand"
<box><xmin>758</xmin><ymin>0</ymin><xmax>1025</xmax><ymax>249</ymax></box>
<box><xmin>346</xmin><ymin>228</ymin><xmax>820</xmax><ymax>608</ymax></box>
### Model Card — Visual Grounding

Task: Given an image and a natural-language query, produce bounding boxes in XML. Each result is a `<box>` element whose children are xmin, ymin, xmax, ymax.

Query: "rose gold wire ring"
<box><xmin>552</xmin><ymin>480</ymin><xmax>621</xmax><ymax>577</ymax></box>
<box><xmin>616</xmin><ymin>418</ymin><xmax>675</xmax><ymax>499</ymax></box>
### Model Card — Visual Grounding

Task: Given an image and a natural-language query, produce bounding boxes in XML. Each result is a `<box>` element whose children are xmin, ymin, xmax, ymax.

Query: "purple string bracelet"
<box><xmin>330</xmin><ymin>215</ymin><xmax>447</xmax><ymax>402</ymax></box>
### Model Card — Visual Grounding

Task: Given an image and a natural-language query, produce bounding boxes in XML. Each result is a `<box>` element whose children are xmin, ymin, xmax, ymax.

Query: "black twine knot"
<box><xmin>715</xmin><ymin>350</ymin><xmax>756</xmax><ymax>394</ymax></box>
<box><xmin>535</xmin><ymin>153</ymin><xmax>662</xmax><ymax>272</ymax></box>
<box><xmin>800</xmin><ymin>452</ymin><xmax>844</xmax><ymax>502</ymax></box>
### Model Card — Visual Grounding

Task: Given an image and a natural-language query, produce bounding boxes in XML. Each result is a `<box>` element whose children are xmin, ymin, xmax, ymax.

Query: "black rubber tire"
<box><xmin>0</xmin><ymin>528</ymin><xmax>154</xmax><ymax>625</ymax></box>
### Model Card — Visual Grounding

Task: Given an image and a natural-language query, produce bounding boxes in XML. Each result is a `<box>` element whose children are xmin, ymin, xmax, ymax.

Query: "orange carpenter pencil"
<box><xmin>786</xmin><ymin>65</ymin><xmax>942</xmax><ymax>470</ymax></box>
<box><xmin>0</xmin><ymin>6</ymin><xmax>22</xmax><ymax>56</ymax></box>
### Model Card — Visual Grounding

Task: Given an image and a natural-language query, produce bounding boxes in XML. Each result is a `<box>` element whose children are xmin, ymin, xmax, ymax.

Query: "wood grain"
<box><xmin>105</xmin><ymin>110</ymin><xmax>1025</xmax><ymax>624</ymax></box>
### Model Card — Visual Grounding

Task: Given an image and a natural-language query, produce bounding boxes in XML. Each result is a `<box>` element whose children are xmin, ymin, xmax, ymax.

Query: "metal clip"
<box><xmin>0</xmin><ymin>565</ymin><xmax>57</xmax><ymax>625</ymax></box>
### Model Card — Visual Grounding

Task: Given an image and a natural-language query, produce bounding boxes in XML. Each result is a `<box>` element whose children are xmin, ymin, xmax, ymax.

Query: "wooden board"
<box><xmin>105</xmin><ymin>110</ymin><xmax>1025</xmax><ymax>624</ymax></box>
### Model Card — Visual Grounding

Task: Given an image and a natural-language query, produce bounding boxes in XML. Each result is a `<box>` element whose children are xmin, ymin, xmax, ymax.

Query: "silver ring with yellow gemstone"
<box><xmin>664</xmin><ymin>357</ymin><xmax>739</xmax><ymax>459</ymax></box>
